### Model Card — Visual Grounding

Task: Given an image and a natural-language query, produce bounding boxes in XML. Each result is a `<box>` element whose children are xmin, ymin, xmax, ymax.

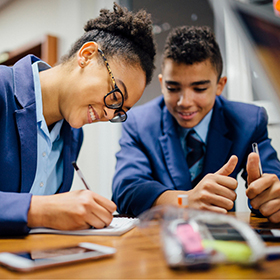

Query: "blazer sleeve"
<box><xmin>112</xmin><ymin>112</ymin><xmax>172</xmax><ymax>217</ymax></box>
<box><xmin>0</xmin><ymin>62</ymin><xmax>34</xmax><ymax>236</ymax></box>
<box><xmin>0</xmin><ymin>192</ymin><xmax>32</xmax><ymax>236</ymax></box>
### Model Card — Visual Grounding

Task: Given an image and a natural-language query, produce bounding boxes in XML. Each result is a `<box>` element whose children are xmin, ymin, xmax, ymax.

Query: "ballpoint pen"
<box><xmin>72</xmin><ymin>161</ymin><xmax>90</xmax><ymax>190</ymax></box>
<box><xmin>252</xmin><ymin>143</ymin><xmax>263</xmax><ymax>176</ymax></box>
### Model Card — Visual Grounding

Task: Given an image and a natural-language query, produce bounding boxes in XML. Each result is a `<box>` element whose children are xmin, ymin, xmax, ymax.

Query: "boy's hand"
<box><xmin>154</xmin><ymin>156</ymin><xmax>238</xmax><ymax>213</ymax></box>
<box><xmin>246</xmin><ymin>152</ymin><xmax>280</xmax><ymax>223</ymax></box>
<box><xmin>187</xmin><ymin>155</ymin><xmax>238</xmax><ymax>213</ymax></box>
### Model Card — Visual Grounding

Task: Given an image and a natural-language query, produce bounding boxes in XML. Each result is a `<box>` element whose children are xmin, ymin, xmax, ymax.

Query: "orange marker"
<box><xmin>274</xmin><ymin>0</ymin><xmax>280</xmax><ymax>16</ymax></box>
<box><xmin>178</xmin><ymin>194</ymin><xmax>188</xmax><ymax>207</ymax></box>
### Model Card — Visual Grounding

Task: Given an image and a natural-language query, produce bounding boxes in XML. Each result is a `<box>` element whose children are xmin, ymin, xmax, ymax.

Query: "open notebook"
<box><xmin>29</xmin><ymin>217</ymin><xmax>139</xmax><ymax>236</ymax></box>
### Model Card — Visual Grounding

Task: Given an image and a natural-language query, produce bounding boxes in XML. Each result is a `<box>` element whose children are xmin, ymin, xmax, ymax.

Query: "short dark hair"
<box><xmin>162</xmin><ymin>26</ymin><xmax>223</xmax><ymax>80</ymax></box>
<box><xmin>61</xmin><ymin>3</ymin><xmax>156</xmax><ymax>85</ymax></box>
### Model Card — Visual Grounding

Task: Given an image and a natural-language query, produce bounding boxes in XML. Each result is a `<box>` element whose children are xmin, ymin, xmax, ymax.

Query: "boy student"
<box><xmin>112</xmin><ymin>26</ymin><xmax>280</xmax><ymax>223</ymax></box>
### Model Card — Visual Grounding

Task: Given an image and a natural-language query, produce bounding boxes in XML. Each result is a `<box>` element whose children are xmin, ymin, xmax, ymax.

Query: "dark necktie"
<box><xmin>186</xmin><ymin>129</ymin><xmax>204</xmax><ymax>187</ymax></box>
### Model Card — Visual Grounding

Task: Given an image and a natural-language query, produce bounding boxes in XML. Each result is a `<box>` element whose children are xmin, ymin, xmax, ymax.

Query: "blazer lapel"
<box><xmin>202</xmin><ymin>99</ymin><xmax>233</xmax><ymax>175</ymax></box>
<box><xmin>13</xmin><ymin>56</ymin><xmax>39</xmax><ymax>193</ymax></box>
<box><xmin>159</xmin><ymin>107</ymin><xmax>192</xmax><ymax>190</ymax></box>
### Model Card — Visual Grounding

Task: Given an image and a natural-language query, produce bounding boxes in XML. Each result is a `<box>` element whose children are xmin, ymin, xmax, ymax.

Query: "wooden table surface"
<box><xmin>1</xmin><ymin>212</ymin><xmax>280</xmax><ymax>279</ymax></box>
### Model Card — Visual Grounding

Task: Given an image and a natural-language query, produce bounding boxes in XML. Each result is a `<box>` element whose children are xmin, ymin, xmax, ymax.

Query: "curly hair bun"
<box><xmin>84</xmin><ymin>2</ymin><xmax>155</xmax><ymax>60</ymax></box>
<box><xmin>61</xmin><ymin>2</ymin><xmax>156</xmax><ymax>85</ymax></box>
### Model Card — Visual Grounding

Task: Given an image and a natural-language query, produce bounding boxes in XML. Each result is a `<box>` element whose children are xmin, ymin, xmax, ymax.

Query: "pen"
<box><xmin>252</xmin><ymin>143</ymin><xmax>263</xmax><ymax>176</ymax></box>
<box><xmin>72</xmin><ymin>161</ymin><xmax>90</xmax><ymax>190</ymax></box>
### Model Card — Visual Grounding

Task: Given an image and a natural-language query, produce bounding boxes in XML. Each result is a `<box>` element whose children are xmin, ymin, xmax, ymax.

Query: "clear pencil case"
<box><xmin>138</xmin><ymin>205</ymin><xmax>266</xmax><ymax>270</ymax></box>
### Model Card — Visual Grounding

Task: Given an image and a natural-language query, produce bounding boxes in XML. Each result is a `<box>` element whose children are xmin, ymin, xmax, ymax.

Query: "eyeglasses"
<box><xmin>98</xmin><ymin>48</ymin><xmax>127</xmax><ymax>123</ymax></box>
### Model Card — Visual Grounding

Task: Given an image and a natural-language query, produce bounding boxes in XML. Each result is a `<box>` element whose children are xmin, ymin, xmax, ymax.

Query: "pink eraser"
<box><xmin>176</xmin><ymin>223</ymin><xmax>204</xmax><ymax>253</ymax></box>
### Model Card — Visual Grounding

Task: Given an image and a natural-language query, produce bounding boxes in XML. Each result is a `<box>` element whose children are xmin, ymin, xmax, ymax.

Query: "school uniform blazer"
<box><xmin>112</xmin><ymin>95</ymin><xmax>280</xmax><ymax>217</ymax></box>
<box><xmin>0</xmin><ymin>55</ymin><xmax>83</xmax><ymax>236</ymax></box>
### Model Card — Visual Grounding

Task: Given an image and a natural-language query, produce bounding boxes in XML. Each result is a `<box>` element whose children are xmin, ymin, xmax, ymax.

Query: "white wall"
<box><xmin>210</xmin><ymin>0</ymin><xmax>280</xmax><ymax>212</ymax></box>
<box><xmin>0</xmin><ymin>0</ymin><xmax>120</xmax><ymax>200</ymax></box>
<box><xmin>0</xmin><ymin>0</ymin><xmax>110</xmax><ymax>57</ymax></box>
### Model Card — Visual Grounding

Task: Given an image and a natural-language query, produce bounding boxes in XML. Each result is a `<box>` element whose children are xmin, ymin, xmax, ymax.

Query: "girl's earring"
<box><xmin>81</xmin><ymin>61</ymin><xmax>84</xmax><ymax>66</ymax></box>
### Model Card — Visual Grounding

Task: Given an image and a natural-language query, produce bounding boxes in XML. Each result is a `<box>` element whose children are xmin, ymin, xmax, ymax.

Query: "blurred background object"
<box><xmin>273</xmin><ymin>0</ymin><xmax>280</xmax><ymax>16</ymax></box>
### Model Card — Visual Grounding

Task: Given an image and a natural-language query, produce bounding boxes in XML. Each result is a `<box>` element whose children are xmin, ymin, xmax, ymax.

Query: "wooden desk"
<box><xmin>1</xmin><ymin>213</ymin><xmax>280</xmax><ymax>279</ymax></box>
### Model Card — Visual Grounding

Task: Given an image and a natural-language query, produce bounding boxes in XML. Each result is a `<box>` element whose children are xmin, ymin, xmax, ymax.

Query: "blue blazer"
<box><xmin>112</xmin><ymin>95</ymin><xmax>280</xmax><ymax>216</ymax></box>
<box><xmin>0</xmin><ymin>55</ymin><xmax>83</xmax><ymax>236</ymax></box>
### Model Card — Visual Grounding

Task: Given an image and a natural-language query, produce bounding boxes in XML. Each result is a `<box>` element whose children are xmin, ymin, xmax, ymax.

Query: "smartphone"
<box><xmin>255</xmin><ymin>229</ymin><xmax>280</xmax><ymax>242</ymax></box>
<box><xmin>0</xmin><ymin>242</ymin><xmax>116</xmax><ymax>272</ymax></box>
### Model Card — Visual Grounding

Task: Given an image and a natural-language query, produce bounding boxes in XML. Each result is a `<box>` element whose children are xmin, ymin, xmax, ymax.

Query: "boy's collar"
<box><xmin>179</xmin><ymin>109</ymin><xmax>213</xmax><ymax>143</ymax></box>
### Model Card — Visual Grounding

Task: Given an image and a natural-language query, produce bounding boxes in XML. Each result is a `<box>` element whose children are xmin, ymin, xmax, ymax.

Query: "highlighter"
<box><xmin>178</xmin><ymin>194</ymin><xmax>188</xmax><ymax>207</ymax></box>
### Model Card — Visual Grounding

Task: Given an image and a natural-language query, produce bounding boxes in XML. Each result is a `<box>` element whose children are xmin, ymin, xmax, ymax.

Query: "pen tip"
<box><xmin>72</xmin><ymin>161</ymin><xmax>78</xmax><ymax>170</ymax></box>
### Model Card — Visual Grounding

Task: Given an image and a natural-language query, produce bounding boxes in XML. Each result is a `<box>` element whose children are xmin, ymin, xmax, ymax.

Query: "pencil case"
<box><xmin>138</xmin><ymin>205</ymin><xmax>266</xmax><ymax>270</ymax></box>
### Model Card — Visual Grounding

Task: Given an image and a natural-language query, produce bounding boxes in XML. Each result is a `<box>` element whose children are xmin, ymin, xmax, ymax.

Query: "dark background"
<box><xmin>119</xmin><ymin>0</ymin><xmax>214</xmax><ymax>106</ymax></box>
